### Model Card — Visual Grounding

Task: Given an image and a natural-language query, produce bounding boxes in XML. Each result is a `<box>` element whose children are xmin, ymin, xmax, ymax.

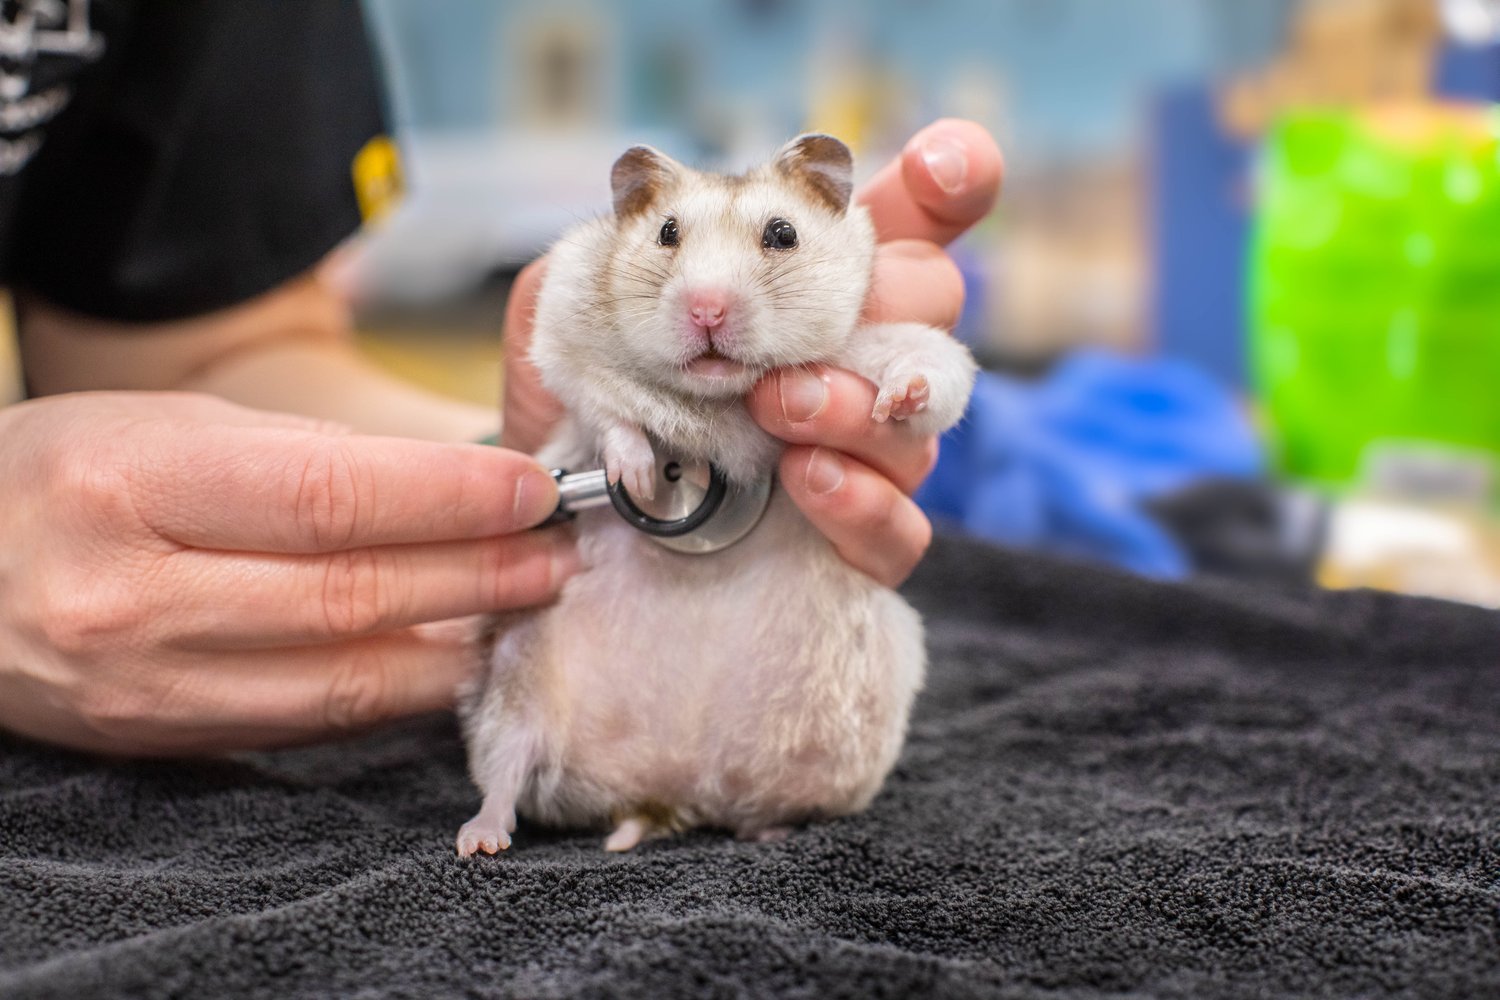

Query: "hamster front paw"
<box><xmin>869</xmin><ymin>356</ymin><xmax>970</xmax><ymax>437</ymax></box>
<box><xmin>601</xmin><ymin>422</ymin><xmax>657</xmax><ymax>502</ymax></box>
<box><xmin>843</xmin><ymin>322</ymin><xmax>977</xmax><ymax>437</ymax></box>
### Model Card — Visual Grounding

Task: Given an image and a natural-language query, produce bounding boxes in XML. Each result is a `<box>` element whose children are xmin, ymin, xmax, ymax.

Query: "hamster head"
<box><xmin>558</xmin><ymin>134</ymin><xmax>875</xmax><ymax>404</ymax></box>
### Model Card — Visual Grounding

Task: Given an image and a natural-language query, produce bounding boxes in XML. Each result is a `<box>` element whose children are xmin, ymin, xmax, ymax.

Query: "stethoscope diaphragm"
<box><xmin>546</xmin><ymin>454</ymin><xmax>772</xmax><ymax>554</ymax></box>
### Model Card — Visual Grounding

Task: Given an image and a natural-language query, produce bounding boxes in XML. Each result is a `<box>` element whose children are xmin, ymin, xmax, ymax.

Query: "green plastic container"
<box><xmin>1248</xmin><ymin>109</ymin><xmax>1500</xmax><ymax>488</ymax></box>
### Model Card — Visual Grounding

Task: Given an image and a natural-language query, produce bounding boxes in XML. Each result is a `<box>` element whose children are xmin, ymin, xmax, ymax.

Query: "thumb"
<box><xmin>856</xmin><ymin>118</ymin><xmax>1004</xmax><ymax>247</ymax></box>
<box><xmin>500</xmin><ymin>258</ymin><xmax>565</xmax><ymax>453</ymax></box>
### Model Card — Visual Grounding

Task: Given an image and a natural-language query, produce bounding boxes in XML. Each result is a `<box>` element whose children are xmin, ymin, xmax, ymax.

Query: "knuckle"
<box><xmin>855</xmin><ymin>478</ymin><xmax>926</xmax><ymax>551</ymax></box>
<box><xmin>288</xmin><ymin>441</ymin><xmax>366</xmax><ymax>551</ymax></box>
<box><xmin>930</xmin><ymin>255</ymin><xmax>965</xmax><ymax>330</ymax></box>
<box><xmin>74</xmin><ymin>676</ymin><xmax>161</xmax><ymax>740</ymax></box>
<box><xmin>36</xmin><ymin>581</ymin><xmax>143</xmax><ymax>659</ymax></box>
<box><xmin>856</xmin><ymin>479</ymin><xmax>904</xmax><ymax>536</ymax></box>
<box><xmin>318</xmin><ymin>548</ymin><xmax>389</xmax><ymax>637</ymax></box>
<box><xmin>323</xmin><ymin>654</ymin><xmax>389</xmax><ymax>731</ymax></box>
<box><xmin>868</xmin><ymin>496</ymin><xmax>931</xmax><ymax>587</ymax></box>
<box><xmin>481</xmin><ymin>536</ymin><xmax>551</xmax><ymax>611</ymax></box>
<box><xmin>35</xmin><ymin>595</ymin><xmax>97</xmax><ymax>658</ymax></box>
<box><xmin>898</xmin><ymin>516</ymin><xmax>935</xmax><ymax>586</ymax></box>
<box><xmin>49</xmin><ymin>443</ymin><xmax>136</xmax><ymax>522</ymax></box>
<box><xmin>916</xmin><ymin>436</ymin><xmax>941</xmax><ymax>485</ymax></box>
<box><xmin>911</xmin><ymin>510</ymin><xmax>934</xmax><ymax>561</ymax></box>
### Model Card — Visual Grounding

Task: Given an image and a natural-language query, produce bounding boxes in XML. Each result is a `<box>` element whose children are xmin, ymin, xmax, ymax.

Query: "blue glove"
<box><xmin>915</xmin><ymin>350</ymin><xmax>1262</xmax><ymax>578</ymax></box>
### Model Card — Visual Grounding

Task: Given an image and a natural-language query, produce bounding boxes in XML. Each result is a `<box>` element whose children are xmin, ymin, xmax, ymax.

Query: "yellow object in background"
<box><xmin>352</xmin><ymin>135</ymin><xmax>406</xmax><ymax>225</ymax></box>
<box><xmin>0</xmin><ymin>294</ymin><xmax>22</xmax><ymax>406</ymax></box>
<box><xmin>1218</xmin><ymin>0</ymin><xmax>1443</xmax><ymax>138</ymax></box>
<box><xmin>355</xmin><ymin>329</ymin><xmax>504</xmax><ymax>411</ymax></box>
<box><xmin>1320</xmin><ymin>499</ymin><xmax>1500</xmax><ymax>608</ymax></box>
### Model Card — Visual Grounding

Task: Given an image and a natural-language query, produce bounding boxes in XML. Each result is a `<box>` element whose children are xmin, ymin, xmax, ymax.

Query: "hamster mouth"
<box><xmin>683</xmin><ymin>348</ymin><xmax>750</xmax><ymax>381</ymax></box>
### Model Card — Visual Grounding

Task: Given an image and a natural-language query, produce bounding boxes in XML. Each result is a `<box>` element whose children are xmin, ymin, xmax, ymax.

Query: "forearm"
<box><xmin>182</xmin><ymin>339</ymin><xmax>498</xmax><ymax>442</ymax></box>
<box><xmin>16</xmin><ymin>274</ymin><xmax>498</xmax><ymax>443</ymax></box>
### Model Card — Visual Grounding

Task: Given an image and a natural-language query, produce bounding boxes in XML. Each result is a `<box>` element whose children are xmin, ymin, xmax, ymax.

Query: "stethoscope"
<box><xmin>543</xmin><ymin>453</ymin><xmax>773</xmax><ymax>554</ymax></box>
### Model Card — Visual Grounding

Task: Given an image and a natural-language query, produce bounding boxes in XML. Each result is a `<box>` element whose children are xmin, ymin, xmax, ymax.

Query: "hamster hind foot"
<box><xmin>602</xmin><ymin>803</ymin><xmax>687</xmax><ymax>852</ymax></box>
<box><xmin>456</xmin><ymin>799</ymin><xmax>517</xmax><ymax>857</ymax></box>
<box><xmin>456</xmin><ymin>706</ymin><xmax>543</xmax><ymax>857</ymax></box>
<box><xmin>603</xmin><ymin>816</ymin><xmax>651</xmax><ymax>852</ymax></box>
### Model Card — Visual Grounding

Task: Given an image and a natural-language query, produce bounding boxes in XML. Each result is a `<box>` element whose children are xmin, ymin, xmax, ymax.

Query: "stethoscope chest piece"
<box><xmin>549</xmin><ymin>454</ymin><xmax>772</xmax><ymax>554</ymax></box>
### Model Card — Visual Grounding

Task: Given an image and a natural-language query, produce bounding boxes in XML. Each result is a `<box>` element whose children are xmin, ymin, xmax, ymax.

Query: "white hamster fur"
<box><xmin>457</xmin><ymin>134</ymin><xmax>977</xmax><ymax>855</ymax></box>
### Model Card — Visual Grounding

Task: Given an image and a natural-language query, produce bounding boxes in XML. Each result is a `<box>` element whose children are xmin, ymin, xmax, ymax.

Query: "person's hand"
<box><xmin>0</xmin><ymin>392</ymin><xmax>575</xmax><ymax>755</ymax></box>
<box><xmin>748</xmin><ymin>120</ymin><xmax>1002</xmax><ymax>585</ymax></box>
<box><xmin>501</xmin><ymin>118</ymin><xmax>1003</xmax><ymax>586</ymax></box>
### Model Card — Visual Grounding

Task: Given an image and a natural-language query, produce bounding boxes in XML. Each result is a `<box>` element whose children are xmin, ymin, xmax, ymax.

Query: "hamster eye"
<box><xmin>762</xmin><ymin>218</ymin><xmax>798</xmax><ymax>250</ymax></box>
<box><xmin>658</xmin><ymin>218</ymin><xmax>680</xmax><ymax>247</ymax></box>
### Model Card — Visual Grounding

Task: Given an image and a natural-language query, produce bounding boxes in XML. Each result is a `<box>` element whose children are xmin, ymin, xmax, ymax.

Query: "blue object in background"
<box><xmin>1149</xmin><ymin>83</ymin><xmax>1254</xmax><ymax>390</ymax></box>
<box><xmin>1436</xmin><ymin>40</ymin><xmax>1500</xmax><ymax>101</ymax></box>
<box><xmin>915</xmin><ymin>350</ymin><xmax>1263</xmax><ymax>578</ymax></box>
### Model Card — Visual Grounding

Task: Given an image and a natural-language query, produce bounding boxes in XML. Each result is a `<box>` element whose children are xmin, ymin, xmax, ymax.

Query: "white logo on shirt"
<box><xmin>0</xmin><ymin>0</ymin><xmax>103</xmax><ymax>175</ymax></box>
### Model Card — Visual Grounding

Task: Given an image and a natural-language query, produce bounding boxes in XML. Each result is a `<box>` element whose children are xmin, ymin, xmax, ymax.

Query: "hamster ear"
<box><xmin>611</xmin><ymin>146</ymin><xmax>678</xmax><ymax>219</ymax></box>
<box><xmin>774</xmin><ymin>133</ymin><xmax>854</xmax><ymax>214</ymax></box>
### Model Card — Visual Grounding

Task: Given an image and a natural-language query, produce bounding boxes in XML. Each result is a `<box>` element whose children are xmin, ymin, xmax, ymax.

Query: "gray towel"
<box><xmin>3</xmin><ymin>536</ymin><xmax>1498</xmax><ymax>999</ymax></box>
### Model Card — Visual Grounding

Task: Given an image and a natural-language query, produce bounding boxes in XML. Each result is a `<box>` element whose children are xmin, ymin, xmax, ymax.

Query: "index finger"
<box><xmin>133</xmin><ymin>427</ymin><xmax>559</xmax><ymax>553</ymax></box>
<box><xmin>856</xmin><ymin>118</ymin><xmax>1004</xmax><ymax>247</ymax></box>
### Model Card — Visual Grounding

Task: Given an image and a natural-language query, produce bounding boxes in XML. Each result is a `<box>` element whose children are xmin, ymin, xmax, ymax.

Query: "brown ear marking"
<box><xmin>774</xmin><ymin>133</ymin><xmax>854</xmax><ymax>214</ymax></box>
<box><xmin>611</xmin><ymin>145</ymin><xmax>676</xmax><ymax>220</ymax></box>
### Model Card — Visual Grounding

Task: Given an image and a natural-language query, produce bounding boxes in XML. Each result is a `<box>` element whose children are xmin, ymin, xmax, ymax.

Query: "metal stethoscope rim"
<box><xmin>545</xmin><ymin>458</ymin><xmax>771</xmax><ymax>553</ymax></box>
<box><xmin>605</xmin><ymin>463</ymin><xmax>729</xmax><ymax>537</ymax></box>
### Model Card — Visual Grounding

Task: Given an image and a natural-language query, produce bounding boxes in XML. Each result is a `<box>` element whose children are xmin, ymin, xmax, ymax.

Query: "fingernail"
<box><xmin>804</xmin><ymin>447</ymin><xmax>845</xmax><ymax>496</ymax></box>
<box><xmin>513</xmin><ymin>468</ymin><xmax>558</xmax><ymax>527</ymax></box>
<box><xmin>920</xmin><ymin>135</ymin><xmax>969</xmax><ymax>195</ymax></box>
<box><xmin>779</xmin><ymin>370</ymin><xmax>828</xmax><ymax>423</ymax></box>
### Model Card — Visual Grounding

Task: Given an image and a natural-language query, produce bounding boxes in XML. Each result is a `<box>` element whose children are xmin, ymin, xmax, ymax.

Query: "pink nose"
<box><xmin>687</xmin><ymin>290</ymin><xmax>729</xmax><ymax>330</ymax></box>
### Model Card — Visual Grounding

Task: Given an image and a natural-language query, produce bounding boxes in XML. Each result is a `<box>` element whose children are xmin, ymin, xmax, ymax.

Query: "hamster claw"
<box><xmin>602</xmin><ymin>423</ymin><xmax>657</xmax><ymax>502</ymax></box>
<box><xmin>456</xmin><ymin>803</ymin><xmax>518</xmax><ymax>857</ymax></box>
<box><xmin>456</xmin><ymin>821</ymin><xmax>511</xmax><ymax>857</ymax></box>
<box><xmin>874</xmin><ymin>373</ymin><xmax>930</xmax><ymax>423</ymax></box>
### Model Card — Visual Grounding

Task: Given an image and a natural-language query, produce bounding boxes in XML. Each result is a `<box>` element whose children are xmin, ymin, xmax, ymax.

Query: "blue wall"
<box><xmin>364</xmin><ymin>0</ymin><xmax>1293</xmax><ymax>166</ymax></box>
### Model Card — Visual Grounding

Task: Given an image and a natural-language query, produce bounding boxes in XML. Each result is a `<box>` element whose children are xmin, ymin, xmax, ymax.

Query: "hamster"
<box><xmin>457</xmin><ymin>134</ymin><xmax>977</xmax><ymax>855</ymax></box>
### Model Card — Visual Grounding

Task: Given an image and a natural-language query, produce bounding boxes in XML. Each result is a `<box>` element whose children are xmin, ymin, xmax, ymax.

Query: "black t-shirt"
<box><xmin>0</xmin><ymin>0</ymin><xmax>394</xmax><ymax>322</ymax></box>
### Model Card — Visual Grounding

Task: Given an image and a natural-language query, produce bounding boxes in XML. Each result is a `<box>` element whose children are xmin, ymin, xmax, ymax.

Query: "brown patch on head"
<box><xmin>610</xmin><ymin>145</ymin><xmax>679</xmax><ymax>220</ymax></box>
<box><xmin>773</xmin><ymin>133</ymin><xmax>854</xmax><ymax>214</ymax></box>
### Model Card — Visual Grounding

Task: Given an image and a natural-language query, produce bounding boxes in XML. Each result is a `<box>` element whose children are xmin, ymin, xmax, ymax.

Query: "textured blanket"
<box><xmin>3</xmin><ymin>536</ymin><xmax>1498</xmax><ymax>999</ymax></box>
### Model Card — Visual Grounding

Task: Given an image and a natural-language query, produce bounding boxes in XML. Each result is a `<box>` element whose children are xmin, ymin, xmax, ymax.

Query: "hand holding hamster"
<box><xmin>500</xmin><ymin>119</ymin><xmax>1004</xmax><ymax>587</ymax></box>
<box><xmin>457</xmin><ymin>132</ymin><xmax>980</xmax><ymax>855</ymax></box>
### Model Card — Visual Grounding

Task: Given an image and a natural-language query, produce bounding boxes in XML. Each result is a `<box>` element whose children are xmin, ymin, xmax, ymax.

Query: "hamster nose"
<box><xmin>687</xmin><ymin>290</ymin><xmax>729</xmax><ymax>330</ymax></box>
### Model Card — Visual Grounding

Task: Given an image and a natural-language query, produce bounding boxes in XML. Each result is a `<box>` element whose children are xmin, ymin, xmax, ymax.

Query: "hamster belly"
<box><xmin>514</xmin><ymin>490</ymin><xmax>925</xmax><ymax>834</ymax></box>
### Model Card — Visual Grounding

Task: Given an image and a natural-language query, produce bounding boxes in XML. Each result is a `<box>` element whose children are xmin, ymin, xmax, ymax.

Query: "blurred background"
<box><xmin>342</xmin><ymin>0</ymin><xmax>1500</xmax><ymax>605</ymax></box>
<box><xmin>346</xmin><ymin>0</ymin><xmax>1500</xmax><ymax>605</ymax></box>
<box><xmin>9</xmin><ymin>0</ymin><xmax>1494</xmax><ymax>604</ymax></box>
<box><xmin>352</xmin><ymin>0</ymin><xmax>1295</xmax><ymax>367</ymax></box>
